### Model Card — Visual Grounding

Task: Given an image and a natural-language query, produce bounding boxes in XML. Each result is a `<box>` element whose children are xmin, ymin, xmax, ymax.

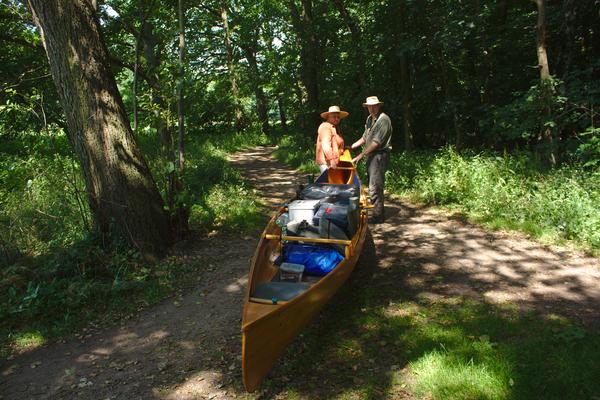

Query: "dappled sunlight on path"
<box><xmin>371</xmin><ymin>199</ymin><xmax>600</xmax><ymax>326</ymax></box>
<box><xmin>228</xmin><ymin>147</ymin><xmax>307</xmax><ymax>209</ymax></box>
<box><xmin>3</xmin><ymin>145</ymin><xmax>599</xmax><ymax>400</ymax></box>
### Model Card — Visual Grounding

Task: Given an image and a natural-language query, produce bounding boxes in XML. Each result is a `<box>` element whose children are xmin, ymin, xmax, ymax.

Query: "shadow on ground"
<box><xmin>2</xmin><ymin>146</ymin><xmax>600</xmax><ymax>400</ymax></box>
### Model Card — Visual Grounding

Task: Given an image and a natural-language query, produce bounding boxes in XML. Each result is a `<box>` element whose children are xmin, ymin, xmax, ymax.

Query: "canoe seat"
<box><xmin>251</xmin><ymin>282</ymin><xmax>310</xmax><ymax>303</ymax></box>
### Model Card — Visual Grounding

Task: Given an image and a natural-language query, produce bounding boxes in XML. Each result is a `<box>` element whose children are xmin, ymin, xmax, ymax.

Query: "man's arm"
<box><xmin>350</xmin><ymin>137</ymin><xmax>365</xmax><ymax>149</ymax></box>
<box><xmin>352</xmin><ymin>141</ymin><xmax>380</xmax><ymax>164</ymax></box>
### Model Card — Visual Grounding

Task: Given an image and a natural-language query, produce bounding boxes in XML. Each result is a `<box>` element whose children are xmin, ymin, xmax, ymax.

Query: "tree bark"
<box><xmin>331</xmin><ymin>0</ymin><xmax>366</xmax><ymax>92</ymax></box>
<box><xmin>278</xmin><ymin>97</ymin><xmax>287</xmax><ymax>133</ymax></box>
<box><xmin>221</xmin><ymin>6</ymin><xmax>244</xmax><ymax>132</ymax></box>
<box><xmin>533</xmin><ymin>0</ymin><xmax>556</xmax><ymax>166</ymax></box>
<box><xmin>27</xmin><ymin>0</ymin><xmax>171</xmax><ymax>257</ymax></box>
<box><xmin>534</xmin><ymin>0</ymin><xmax>550</xmax><ymax>81</ymax></box>
<box><xmin>289</xmin><ymin>0</ymin><xmax>320</xmax><ymax>127</ymax></box>
<box><xmin>242</xmin><ymin>43</ymin><xmax>270</xmax><ymax>135</ymax></box>
<box><xmin>400</xmin><ymin>52</ymin><xmax>414</xmax><ymax>150</ymax></box>
<box><xmin>177</xmin><ymin>0</ymin><xmax>185</xmax><ymax>171</ymax></box>
<box><xmin>170</xmin><ymin>0</ymin><xmax>190</xmax><ymax>236</ymax></box>
<box><xmin>132</xmin><ymin>17</ymin><xmax>144</xmax><ymax>131</ymax></box>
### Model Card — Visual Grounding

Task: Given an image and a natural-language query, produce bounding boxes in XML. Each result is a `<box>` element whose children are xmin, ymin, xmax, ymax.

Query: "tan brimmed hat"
<box><xmin>320</xmin><ymin>105</ymin><xmax>349</xmax><ymax>119</ymax></box>
<box><xmin>363</xmin><ymin>96</ymin><xmax>384</xmax><ymax>106</ymax></box>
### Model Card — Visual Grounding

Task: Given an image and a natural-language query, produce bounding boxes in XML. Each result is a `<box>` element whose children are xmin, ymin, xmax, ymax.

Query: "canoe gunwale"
<box><xmin>242</xmin><ymin>211</ymin><xmax>368</xmax><ymax>331</ymax></box>
<box><xmin>241</xmin><ymin>153</ymin><xmax>370</xmax><ymax>392</ymax></box>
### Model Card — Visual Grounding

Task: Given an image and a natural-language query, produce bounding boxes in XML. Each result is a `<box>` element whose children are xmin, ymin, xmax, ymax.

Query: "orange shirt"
<box><xmin>315</xmin><ymin>122</ymin><xmax>345</xmax><ymax>166</ymax></box>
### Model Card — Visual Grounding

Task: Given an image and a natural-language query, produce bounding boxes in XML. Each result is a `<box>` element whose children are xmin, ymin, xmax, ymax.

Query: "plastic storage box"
<box><xmin>288</xmin><ymin>199</ymin><xmax>321</xmax><ymax>224</ymax></box>
<box><xmin>279</xmin><ymin>262</ymin><xmax>305</xmax><ymax>282</ymax></box>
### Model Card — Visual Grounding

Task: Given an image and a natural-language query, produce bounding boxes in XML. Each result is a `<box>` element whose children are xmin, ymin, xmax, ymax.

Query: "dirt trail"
<box><xmin>2</xmin><ymin>146</ymin><xmax>599</xmax><ymax>400</ymax></box>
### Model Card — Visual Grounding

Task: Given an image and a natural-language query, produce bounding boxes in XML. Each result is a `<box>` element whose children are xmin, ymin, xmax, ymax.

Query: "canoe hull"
<box><xmin>242</xmin><ymin>212</ymin><xmax>369</xmax><ymax>392</ymax></box>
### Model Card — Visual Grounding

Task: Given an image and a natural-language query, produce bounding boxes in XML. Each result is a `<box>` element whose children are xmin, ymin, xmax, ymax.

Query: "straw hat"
<box><xmin>362</xmin><ymin>96</ymin><xmax>384</xmax><ymax>106</ymax></box>
<box><xmin>320</xmin><ymin>105</ymin><xmax>349</xmax><ymax>119</ymax></box>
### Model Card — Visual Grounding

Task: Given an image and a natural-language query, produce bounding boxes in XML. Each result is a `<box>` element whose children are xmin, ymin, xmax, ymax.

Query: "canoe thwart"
<box><xmin>264</xmin><ymin>233</ymin><xmax>352</xmax><ymax>246</ymax></box>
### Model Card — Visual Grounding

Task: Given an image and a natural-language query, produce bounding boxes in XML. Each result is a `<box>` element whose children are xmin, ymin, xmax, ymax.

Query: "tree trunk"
<box><xmin>400</xmin><ymin>52</ymin><xmax>414</xmax><ymax>150</ymax></box>
<box><xmin>278</xmin><ymin>97</ymin><xmax>287</xmax><ymax>133</ymax></box>
<box><xmin>132</xmin><ymin>17</ymin><xmax>143</xmax><ymax>132</ymax></box>
<box><xmin>534</xmin><ymin>0</ymin><xmax>550</xmax><ymax>81</ymax></box>
<box><xmin>171</xmin><ymin>0</ymin><xmax>189</xmax><ymax>236</ymax></box>
<box><xmin>398</xmin><ymin>1</ymin><xmax>414</xmax><ymax>150</ymax></box>
<box><xmin>140</xmin><ymin>20</ymin><xmax>169</xmax><ymax>151</ymax></box>
<box><xmin>243</xmin><ymin>43</ymin><xmax>270</xmax><ymax>135</ymax></box>
<box><xmin>289</xmin><ymin>0</ymin><xmax>320</xmax><ymax>127</ymax></box>
<box><xmin>177</xmin><ymin>0</ymin><xmax>185</xmax><ymax>171</ymax></box>
<box><xmin>436</xmin><ymin>48</ymin><xmax>460</xmax><ymax>148</ymax></box>
<box><xmin>221</xmin><ymin>6</ymin><xmax>244</xmax><ymax>132</ymax></box>
<box><xmin>331</xmin><ymin>0</ymin><xmax>366</xmax><ymax>92</ymax></box>
<box><xmin>27</xmin><ymin>0</ymin><xmax>171</xmax><ymax>257</ymax></box>
<box><xmin>533</xmin><ymin>0</ymin><xmax>556</xmax><ymax>166</ymax></box>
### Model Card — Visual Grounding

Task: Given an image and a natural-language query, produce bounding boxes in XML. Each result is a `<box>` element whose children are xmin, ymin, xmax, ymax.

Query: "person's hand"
<box><xmin>352</xmin><ymin>153</ymin><xmax>364</xmax><ymax>164</ymax></box>
<box><xmin>329</xmin><ymin>159</ymin><xmax>338</xmax><ymax>169</ymax></box>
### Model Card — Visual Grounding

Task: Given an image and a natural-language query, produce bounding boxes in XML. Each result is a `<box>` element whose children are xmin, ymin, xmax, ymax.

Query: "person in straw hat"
<box><xmin>315</xmin><ymin>105</ymin><xmax>348</xmax><ymax>173</ymax></box>
<box><xmin>351</xmin><ymin>96</ymin><xmax>392</xmax><ymax>224</ymax></box>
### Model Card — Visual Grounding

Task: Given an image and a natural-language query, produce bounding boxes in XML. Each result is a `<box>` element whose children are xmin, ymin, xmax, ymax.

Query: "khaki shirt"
<box><xmin>362</xmin><ymin>112</ymin><xmax>392</xmax><ymax>151</ymax></box>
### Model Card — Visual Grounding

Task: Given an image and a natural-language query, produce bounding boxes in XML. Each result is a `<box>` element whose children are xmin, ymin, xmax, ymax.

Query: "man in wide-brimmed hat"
<box><xmin>315</xmin><ymin>105</ymin><xmax>348</xmax><ymax>173</ymax></box>
<box><xmin>351</xmin><ymin>96</ymin><xmax>392</xmax><ymax>224</ymax></box>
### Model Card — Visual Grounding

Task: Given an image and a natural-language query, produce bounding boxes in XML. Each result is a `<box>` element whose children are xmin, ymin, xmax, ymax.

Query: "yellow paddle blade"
<box><xmin>339</xmin><ymin>148</ymin><xmax>352</xmax><ymax>162</ymax></box>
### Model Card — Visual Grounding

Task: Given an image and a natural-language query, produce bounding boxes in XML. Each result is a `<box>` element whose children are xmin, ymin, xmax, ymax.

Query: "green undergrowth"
<box><xmin>263</xmin><ymin>254</ymin><xmax>600</xmax><ymax>400</ymax></box>
<box><xmin>387</xmin><ymin>147</ymin><xmax>600</xmax><ymax>253</ymax></box>
<box><xmin>272</xmin><ymin>132</ymin><xmax>600</xmax><ymax>253</ymax></box>
<box><xmin>272</xmin><ymin>133</ymin><xmax>320</xmax><ymax>174</ymax></box>
<box><xmin>0</xmin><ymin>125</ymin><xmax>268</xmax><ymax>355</ymax></box>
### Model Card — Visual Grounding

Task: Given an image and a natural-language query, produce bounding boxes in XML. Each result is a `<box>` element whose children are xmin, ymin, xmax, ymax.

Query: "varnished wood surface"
<box><xmin>241</xmin><ymin>153</ymin><xmax>369</xmax><ymax>392</ymax></box>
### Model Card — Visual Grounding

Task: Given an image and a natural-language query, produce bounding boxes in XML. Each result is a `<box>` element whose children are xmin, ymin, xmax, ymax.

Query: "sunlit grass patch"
<box><xmin>267</xmin><ymin>282</ymin><xmax>600</xmax><ymax>400</ymax></box>
<box><xmin>410</xmin><ymin>350</ymin><xmax>511</xmax><ymax>400</ymax></box>
<box><xmin>11</xmin><ymin>330</ymin><xmax>45</xmax><ymax>350</ymax></box>
<box><xmin>272</xmin><ymin>133</ymin><xmax>320</xmax><ymax>174</ymax></box>
<box><xmin>189</xmin><ymin>185</ymin><xmax>264</xmax><ymax>233</ymax></box>
<box><xmin>387</xmin><ymin>147</ymin><xmax>600</xmax><ymax>253</ymax></box>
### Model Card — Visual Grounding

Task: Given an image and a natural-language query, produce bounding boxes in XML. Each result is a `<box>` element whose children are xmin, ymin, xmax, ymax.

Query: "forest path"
<box><xmin>2</xmin><ymin>146</ymin><xmax>600</xmax><ymax>400</ymax></box>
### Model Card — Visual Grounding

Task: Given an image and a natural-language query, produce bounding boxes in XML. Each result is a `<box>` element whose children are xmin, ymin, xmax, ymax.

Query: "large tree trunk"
<box><xmin>27</xmin><ymin>0</ymin><xmax>171</xmax><ymax>257</ymax></box>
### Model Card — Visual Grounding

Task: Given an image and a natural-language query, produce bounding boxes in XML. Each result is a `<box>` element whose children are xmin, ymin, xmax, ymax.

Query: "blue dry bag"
<box><xmin>283</xmin><ymin>244</ymin><xmax>344</xmax><ymax>276</ymax></box>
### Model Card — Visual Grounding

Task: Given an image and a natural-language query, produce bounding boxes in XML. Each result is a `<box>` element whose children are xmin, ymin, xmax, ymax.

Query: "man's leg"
<box><xmin>367</xmin><ymin>153</ymin><xmax>386</xmax><ymax>222</ymax></box>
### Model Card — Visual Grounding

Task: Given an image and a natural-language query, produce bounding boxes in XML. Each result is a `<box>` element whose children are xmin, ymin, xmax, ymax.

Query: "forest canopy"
<box><xmin>0</xmin><ymin>0</ymin><xmax>599</xmax><ymax>273</ymax></box>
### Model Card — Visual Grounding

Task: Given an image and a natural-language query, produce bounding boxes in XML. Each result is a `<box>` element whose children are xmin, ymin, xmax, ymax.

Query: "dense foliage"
<box><xmin>1</xmin><ymin>0</ymin><xmax>599</xmax><ymax>368</ymax></box>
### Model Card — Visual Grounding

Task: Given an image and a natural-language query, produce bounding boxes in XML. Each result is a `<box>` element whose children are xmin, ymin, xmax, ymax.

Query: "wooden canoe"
<box><xmin>241</xmin><ymin>150</ymin><xmax>370</xmax><ymax>392</ymax></box>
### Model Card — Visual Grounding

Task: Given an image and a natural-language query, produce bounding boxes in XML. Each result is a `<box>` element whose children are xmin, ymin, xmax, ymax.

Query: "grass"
<box><xmin>273</xmin><ymin>132</ymin><xmax>600</xmax><ymax>253</ymax></box>
<box><xmin>259</xmin><ymin>248</ymin><xmax>600</xmax><ymax>400</ymax></box>
<box><xmin>271</xmin><ymin>133</ymin><xmax>320</xmax><ymax>174</ymax></box>
<box><xmin>263</xmin><ymin>134</ymin><xmax>600</xmax><ymax>399</ymax></box>
<box><xmin>386</xmin><ymin>147</ymin><xmax>600</xmax><ymax>253</ymax></box>
<box><xmin>0</xmin><ymin>124</ymin><xmax>269</xmax><ymax>355</ymax></box>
